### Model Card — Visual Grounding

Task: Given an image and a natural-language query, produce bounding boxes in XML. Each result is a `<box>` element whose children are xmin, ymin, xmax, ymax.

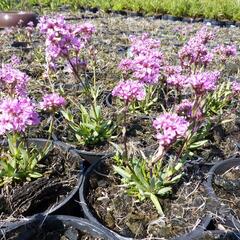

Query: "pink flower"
<box><xmin>163</xmin><ymin>65</ymin><xmax>182</xmax><ymax>77</ymax></box>
<box><xmin>176</xmin><ymin>99</ymin><xmax>193</xmax><ymax>118</ymax></box>
<box><xmin>166</xmin><ymin>74</ymin><xmax>188</xmax><ymax>90</ymax></box>
<box><xmin>38</xmin><ymin>16</ymin><xmax>95</xmax><ymax>67</ymax></box>
<box><xmin>129</xmin><ymin>33</ymin><xmax>161</xmax><ymax>56</ymax></box>
<box><xmin>119</xmin><ymin>34</ymin><xmax>164</xmax><ymax>85</ymax></box>
<box><xmin>132</xmin><ymin>54</ymin><xmax>161</xmax><ymax>84</ymax></box>
<box><xmin>112</xmin><ymin>80</ymin><xmax>146</xmax><ymax>103</ymax></box>
<box><xmin>187</xmin><ymin>71</ymin><xmax>220</xmax><ymax>95</ymax></box>
<box><xmin>40</xmin><ymin>93</ymin><xmax>66</xmax><ymax>112</ymax></box>
<box><xmin>0</xmin><ymin>97</ymin><xmax>40</xmax><ymax>135</ymax></box>
<box><xmin>0</xmin><ymin>64</ymin><xmax>29</xmax><ymax>97</ymax></box>
<box><xmin>153</xmin><ymin>113</ymin><xmax>189</xmax><ymax>147</ymax></box>
<box><xmin>10</xmin><ymin>55</ymin><xmax>21</xmax><ymax>66</ymax></box>
<box><xmin>73</xmin><ymin>22</ymin><xmax>95</xmax><ymax>41</ymax></box>
<box><xmin>231</xmin><ymin>81</ymin><xmax>240</xmax><ymax>95</ymax></box>
<box><xmin>214</xmin><ymin>45</ymin><xmax>237</xmax><ymax>61</ymax></box>
<box><xmin>178</xmin><ymin>27</ymin><xmax>214</xmax><ymax>68</ymax></box>
<box><xmin>118</xmin><ymin>59</ymin><xmax>134</xmax><ymax>72</ymax></box>
<box><xmin>176</xmin><ymin>99</ymin><xmax>203</xmax><ymax>120</ymax></box>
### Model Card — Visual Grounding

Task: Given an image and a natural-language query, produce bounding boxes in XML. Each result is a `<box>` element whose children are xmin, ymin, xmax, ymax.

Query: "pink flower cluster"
<box><xmin>176</xmin><ymin>99</ymin><xmax>193</xmax><ymax>118</ymax></box>
<box><xmin>0</xmin><ymin>98</ymin><xmax>40</xmax><ymax>135</ymax></box>
<box><xmin>153</xmin><ymin>113</ymin><xmax>189</xmax><ymax>147</ymax></box>
<box><xmin>39</xmin><ymin>93</ymin><xmax>66</xmax><ymax>112</ymax></box>
<box><xmin>38</xmin><ymin>16</ymin><xmax>95</xmax><ymax>66</ymax></box>
<box><xmin>129</xmin><ymin>33</ymin><xmax>161</xmax><ymax>56</ymax></box>
<box><xmin>163</xmin><ymin>65</ymin><xmax>182</xmax><ymax>77</ymax></box>
<box><xmin>187</xmin><ymin>71</ymin><xmax>220</xmax><ymax>95</ymax></box>
<box><xmin>214</xmin><ymin>44</ymin><xmax>237</xmax><ymax>61</ymax></box>
<box><xmin>112</xmin><ymin>80</ymin><xmax>146</xmax><ymax>103</ymax></box>
<box><xmin>231</xmin><ymin>81</ymin><xmax>240</xmax><ymax>95</ymax></box>
<box><xmin>118</xmin><ymin>34</ymin><xmax>163</xmax><ymax>84</ymax></box>
<box><xmin>179</xmin><ymin>27</ymin><xmax>214</xmax><ymax>68</ymax></box>
<box><xmin>176</xmin><ymin>99</ymin><xmax>203</xmax><ymax>120</ymax></box>
<box><xmin>0</xmin><ymin>64</ymin><xmax>29</xmax><ymax>97</ymax></box>
<box><xmin>166</xmin><ymin>74</ymin><xmax>188</xmax><ymax>90</ymax></box>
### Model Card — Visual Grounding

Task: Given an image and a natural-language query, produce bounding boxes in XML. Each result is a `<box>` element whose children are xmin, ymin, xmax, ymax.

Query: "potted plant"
<box><xmin>0</xmin><ymin>59</ymin><xmax>83</xmax><ymax>224</ymax></box>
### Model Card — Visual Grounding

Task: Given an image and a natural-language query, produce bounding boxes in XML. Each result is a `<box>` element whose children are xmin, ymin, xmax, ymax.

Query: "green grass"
<box><xmin>1</xmin><ymin>0</ymin><xmax>240</xmax><ymax>21</ymax></box>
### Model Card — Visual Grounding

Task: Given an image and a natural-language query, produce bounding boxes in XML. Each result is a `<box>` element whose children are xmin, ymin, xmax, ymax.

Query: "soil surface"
<box><xmin>0</xmin><ymin>145</ymin><xmax>81</xmax><ymax>221</ymax></box>
<box><xmin>87</xmin><ymin>158</ymin><xmax>209</xmax><ymax>239</ymax></box>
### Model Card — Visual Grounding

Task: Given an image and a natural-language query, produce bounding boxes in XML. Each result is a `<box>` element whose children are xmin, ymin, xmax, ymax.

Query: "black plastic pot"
<box><xmin>79</xmin><ymin>158</ymin><xmax>213</xmax><ymax>240</ymax></box>
<box><xmin>76</xmin><ymin>148</ymin><xmax>115</xmax><ymax>165</ymax></box>
<box><xmin>222</xmin><ymin>20</ymin><xmax>235</xmax><ymax>28</ymax></box>
<box><xmin>0</xmin><ymin>215</ymin><xmax>120</xmax><ymax>240</ymax></box>
<box><xmin>205</xmin><ymin>158</ymin><xmax>240</xmax><ymax>230</ymax></box>
<box><xmin>0</xmin><ymin>138</ymin><xmax>84</xmax><ymax>225</ymax></box>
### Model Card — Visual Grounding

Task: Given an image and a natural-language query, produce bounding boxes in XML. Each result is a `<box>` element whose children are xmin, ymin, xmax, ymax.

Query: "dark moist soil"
<box><xmin>0</xmin><ymin>146</ymin><xmax>81</xmax><ymax>221</ymax></box>
<box><xmin>213</xmin><ymin>165</ymin><xmax>240</xmax><ymax>219</ymax></box>
<box><xmin>87</xmin><ymin>158</ymin><xmax>209</xmax><ymax>239</ymax></box>
<box><xmin>5</xmin><ymin>224</ymin><xmax>104</xmax><ymax>240</ymax></box>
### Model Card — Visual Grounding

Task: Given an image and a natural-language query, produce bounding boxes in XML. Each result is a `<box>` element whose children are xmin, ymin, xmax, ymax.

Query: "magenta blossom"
<box><xmin>176</xmin><ymin>99</ymin><xmax>193</xmax><ymax>118</ymax></box>
<box><xmin>179</xmin><ymin>27</ymin><xmax>214</xmax><ymax>68</ymax></box>
<box><xmin>176</xmin><ymin>99</ymin><xmax>203</xmax><ymax>120</ymax></box>
<box><xmin>118</xmin><ymin>34</ymin><xmax>164</xmax><ymax>85</ymax></box>
<box><xmin>112</xmin><ymin>80</ymin><xmax>146</xmax><ymax>103</ymax></box>
<box><xmin>38</xmin><ymin>16</ymin><xmax>95</xmax><ymax>68</ymax></box>
<box><xmin>231</xmin><ymin>81</ymin><xmax>240</xmax><ymax>95</ymax></box>
<box><xmin>163</xmin><ymin>65</ymin><xmax>182</xmax><ymax>77</ymax></box>
<box><xmin>153</xmin><ymin>113</ymin><xmax>189</xmax><ymax>147</ymax></box>
<box><xmin>132</xmin><ymin>54</ymin><xmax>162</xmax><ymax>84</ymax></box>
<box><xmin>0</xmin><ymin>97</ymin><xmax>40</xmax><ymax>135</ymax></box>
<box><xmin>129</xmin><ymin>33</ymin><xmax>161</xmax><ymax>57</ymax></box>
<box><xmin>73</xmin><ymin>22</ymin><xmax>96</xmax><ymax>41</ymax></box>
<box><xmin>166</xmin><ymin>74</ymin><xmax>188</xmax><ymax>90</ymax></box>
<box><xmin>187</xmin><ymin>71</ymin><xmax>220</xmax><ymax>95</ymax></box>
<box><xmin>0</xmin><ymin>64</ymin><xmax>29</xmax><ymax>97</ymax></box>
<box><xmin>214</xmin><ymin>45</ymin><xmax>237</xmax><ymax>61</ymax></box>
<box><xmin>40</xmin><ymin>93</ymin><xmax>66</xmax><ymax>112</ymax></box>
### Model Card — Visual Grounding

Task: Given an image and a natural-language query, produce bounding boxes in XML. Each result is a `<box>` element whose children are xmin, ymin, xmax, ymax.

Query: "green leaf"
<box><xmin>157</xmin><ymin>187</ymin><xmax>172</xmax><ymax>195</ymax></box>
<box><xmin>150</xmin><ymin>193</ymin><xmax>164</xmax><ymax>216</ymax></box>
<box><xmin>174</xmin><ymin>162</ymin><xmax>183</xmax><ymax>171</ymax></box>
<box><xmin>189</xmin><ymin>140</ymin><xmax>208</xmax><ymax>149</ymax></box>
<box><xmin>113</xmin><ymin>165</ymin><xmax>131</xmax><ymax>179</ymax></box>
<box><xmin>134</xmin><ymin>164</ymin><xmax>149</xmax><ymax>189</ymax></box>
<box><xmin>171</xmin><ymin>173</ymin><xmax>183</xmax><ymax>183</ymax></box>
<box><xmin>29</xmin><ymin>172</ymin><xmax>42</xmax><ymax>178</ymax></box>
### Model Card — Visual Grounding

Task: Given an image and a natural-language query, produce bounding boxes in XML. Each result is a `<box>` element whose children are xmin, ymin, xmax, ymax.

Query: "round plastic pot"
<box><xmin>0</xmin><ymin>138</ymin><xmax>84</xmax><ymax>226</ymax></box>
<box><xmin>75</xmin><ymin>148</ymin><xmax>115</xmax><ymax>165</ymax></box>
<box><xmin>0</xmin><ymin>215</ymin><xmax>120</xmax><ymax>240</ymax></box>
<box><xmin>0</xmin><ymin>11</ymin><xmax>38</xmax><ymax>28</ymax></box>
<box><xmin>79</xmin><ymin>158</ymin><xmax>213</xmax><ymax>240</ymax></box>
<box><xmin>205</xmin><ymin>157</ymin><xmax>240</xmax><ymax>230</ymax></box>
